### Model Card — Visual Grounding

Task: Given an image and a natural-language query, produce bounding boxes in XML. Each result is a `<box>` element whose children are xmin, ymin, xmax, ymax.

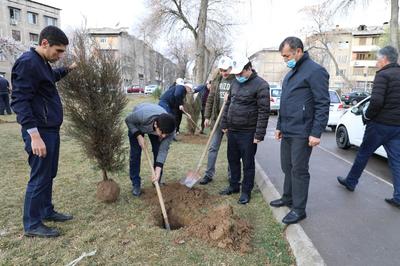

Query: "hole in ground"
<box><xmin>155</xmin><ymin>209</ymin><xmax>187</xmax><ymax>230</ymax></box>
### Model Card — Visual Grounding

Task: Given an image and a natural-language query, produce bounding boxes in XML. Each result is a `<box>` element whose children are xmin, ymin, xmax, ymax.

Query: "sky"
<box><xmin>39</xmin><ymin>0</ymin><xmax>390</xmax><ymax>56</ymax></box>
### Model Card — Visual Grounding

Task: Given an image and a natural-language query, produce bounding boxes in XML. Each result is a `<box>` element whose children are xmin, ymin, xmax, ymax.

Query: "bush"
<box><xmin>152</xmin><ymin>87</ymin><xmax>162</xmax><ymax>99</ymax></box>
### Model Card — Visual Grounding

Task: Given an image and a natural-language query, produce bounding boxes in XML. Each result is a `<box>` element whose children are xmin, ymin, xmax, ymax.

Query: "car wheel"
<box><xmin>352</xmin><ymin>99</ymin><xmax>358</xmax><ymax>105</ymax></box>
<box><xmin>336</xmin><ymin>125</ymin><xmax>350</xmax><ymax>149</ymax></box>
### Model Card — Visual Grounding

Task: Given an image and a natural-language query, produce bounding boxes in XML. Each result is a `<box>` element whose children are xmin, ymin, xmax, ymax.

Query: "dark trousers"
<box><xmin>173</xmin><ymin>108</ymin><xmax>183</xmax><ymax>133</ymax></box>
<box><xmin>346</xmin><ymin>121</ymin><xmax>400</xmax><ymax>201</ymax></box>
<box><xmin>22</xmin><ymin>130</ymin><xmax>59</xmax><ymax>231</ymax></box>
<box><xmin>227</xmin><ymin>131</ymin><xmax>257</xmax><ymax>194</ymax></box>
<box><xmin>0</xmin><ymin>94</ymin><xmax>12</xmax><ymax>115</ymax></box>
<box><xmin>281</xmin><ymin>137</ymin><xmax>313</xmax><ymax>214</ymax></box>
<box><xmin>128</xmin><ymin>131</ymin><xmax>162</xmax><ymax>188</ymax></box>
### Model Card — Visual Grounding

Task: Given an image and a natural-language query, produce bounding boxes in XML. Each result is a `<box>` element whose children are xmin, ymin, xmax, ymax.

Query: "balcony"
<box><xmin>352</xmin><ymin>45</ymin><xmax>380</xmax><ymax>52</ymax></box>
<box><xmin>352</xmin><ymin>60</ymin><xmax>377</xmax><ymax>67</ymax></box>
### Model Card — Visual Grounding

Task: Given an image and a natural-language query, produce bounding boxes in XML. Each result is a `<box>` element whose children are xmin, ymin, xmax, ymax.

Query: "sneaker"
<box><xmin>199</xmin><ymin>176</ymin><xmax>213</xmax><ymax>185</ymax></box>
<box><xmin>132</xmin><ymin>186</ymin><xmax>141</xmax><ymax>197</ymax></box>
<box><xmin>219</xmin><ymin>186</ymin><xmax>240</xmax><ymax>195</ymax></box>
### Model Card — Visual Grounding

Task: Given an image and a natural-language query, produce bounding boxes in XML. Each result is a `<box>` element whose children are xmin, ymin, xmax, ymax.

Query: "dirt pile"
<box><xmin>142</xmin><ymin>182</ymin><xmax>252</xmax><ymax>253</ymax></box>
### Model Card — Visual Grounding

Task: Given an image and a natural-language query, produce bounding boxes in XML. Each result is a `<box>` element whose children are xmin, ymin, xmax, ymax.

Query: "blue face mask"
<box><xmin>287</xmin><ymin>59</ymin><xmax>296</xmax><ymax>69</ymax></box>
<box><xmin>236</xmin><ymin>76</ymin><xmax>248</xmax><ymax>83</ymax></box>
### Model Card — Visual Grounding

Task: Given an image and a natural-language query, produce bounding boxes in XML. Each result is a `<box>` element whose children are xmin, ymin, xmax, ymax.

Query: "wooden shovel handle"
<box><xmin>142</xmin><ymin>141</ymin><xmax>171</xmax><ymax>231</ymax></box>
<box><xmin>182</xmin><ymin>110</ymin><xmax>201</xmax><ymax>131</ymax></box>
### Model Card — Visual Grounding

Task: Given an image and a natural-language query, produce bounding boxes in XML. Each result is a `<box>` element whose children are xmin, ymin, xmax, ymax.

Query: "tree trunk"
<box><xmin>195</xmin><ymin>0</ymin><xmax>208</xmax><ymax>84</ymax></box>
<box><xmin>390</xmin><ymin>0</ymin><xmax>399</xmax><ymax>52</ymax></box>
<box><xmin>102</xmin><ymin>169</ymin><xmax>108</xmax><ymax>181</ymax></box>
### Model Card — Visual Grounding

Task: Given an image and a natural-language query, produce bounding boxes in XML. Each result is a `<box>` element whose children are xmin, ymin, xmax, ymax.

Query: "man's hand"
<box><xmin>179</xmin><ymin>105</ymin><xmax>184</xmax><ymax>111</ymax></box>
<box><xmin>68</xmin><ymin>62</ymin><xmax>78</xmax><ymax>71</ymax></box>
<box><xmin>308</xmin><ymin>136</ymin><xmax>321</xmax><ymax>147</ymax></box>
<box><xmin>222</xmin><ymin>128</ymin><xmax>228</xmax><ymax>133</ymax></box>
<box><xmin>152</xmin><ymin>166</ymin><xmax>162</xmax><ymax>183</ymax></box>
<box><xmin>223</xmin><ymin>92</ymin><xmax>229</xmax><ymax>102</ymax></box>
<box><xmin>204</xmin><ymin>119</ymin><xmax>210</xmax><ymax>128</ymax></box>
<box><xmin>253</xmin><ymin>138</ymin><xmax>261</xmax><ymax>144</ymax></box>
<box><xmin>137</xmin><ymin>134</ymin><xmax>145</xmax><ymax>148</ymax></box>
<box><xmin>275</xmin><ymin>130</ymin><xmax>282</xmax><ymax>140</ymax></box>
<box><xmin>30</xmin><ymin>132</ymin><xmax>47</xmax><ymax>158</ymax></box>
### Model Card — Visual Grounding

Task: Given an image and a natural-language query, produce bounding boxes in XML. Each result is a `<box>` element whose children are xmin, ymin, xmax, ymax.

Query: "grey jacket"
<box><xmin>125</xmin><ymin>103</ymin><xmax>173</xmax><ymax>166</ymax></box>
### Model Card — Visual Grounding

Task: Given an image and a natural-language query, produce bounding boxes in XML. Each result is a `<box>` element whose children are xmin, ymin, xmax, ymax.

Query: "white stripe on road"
<box><xmin>316</xmin><ymin>145</ymin><xmax>393</xmax><ymax>187</ymax></box>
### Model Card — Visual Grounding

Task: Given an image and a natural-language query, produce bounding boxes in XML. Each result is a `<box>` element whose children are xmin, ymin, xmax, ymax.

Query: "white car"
<box><xmin>144</xmin><ymin>84</ymin><xmax>159</xmax><ymax>94</ymax></box>
<box><xmin>270</xmin><ymin>85</ymin><xmax>281</xmax><ymax>114</ymax></box>
<box><xmin>327</xmin><ymin>90</ymin><xmax>344</xmax><ymax>131</ymax></box>
<box><xmin>335</xmin><ymin>96</ymin><xmax>387</xmax><ymax>158</ymax></box>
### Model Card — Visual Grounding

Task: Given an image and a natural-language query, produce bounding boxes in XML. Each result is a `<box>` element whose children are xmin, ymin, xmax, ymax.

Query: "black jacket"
<box><xmin>159</xmin><ymin>84</ymin><xmax>186</xmax><ymax>109</ymax></box>
<box><xmin>11</xmin><ymin>48</ymin><xmax>69</xmax><ymax>132</ymax></box>
<box><xmin>366</xmin><ymin>63</ymin><xmax>400</xmax><ymax>126</ymax></box>
<box><xmin>221</xmin><ymin>71</ymin><xmax>270</xmax><ymax>140</ymax></box>
<box><xmin>277</xmin><ymin>52</ymin><xmax>330</xmax><ymax>138</ymax></box>
<box><xmin>0</xmin><ymin>77</ymin><xmax>9</xmax><ymax>95</ymax></box>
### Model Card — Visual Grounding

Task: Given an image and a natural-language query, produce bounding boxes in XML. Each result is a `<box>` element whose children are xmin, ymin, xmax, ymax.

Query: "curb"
<box><xmin>255</xmin><ymin>160</ymin><xmax>326</xmax><ymax>266</ymax></box>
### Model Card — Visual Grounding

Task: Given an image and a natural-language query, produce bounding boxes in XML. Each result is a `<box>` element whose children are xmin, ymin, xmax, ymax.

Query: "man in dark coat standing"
<box><xmin>0</xmin><ymin>75</ymin><xmax>12</xmax><ymax>115</ymax></box>
<box><xmin>11</xmin><ymin>26</ymin><xmax>77</xmax><ymax>237</ymax></box>
<box><xmin>337</xmin><ymin>46</ymin><xmax>400</xmax><ymax>209</ymax></box>
<box><xmin>269</xmin><ymin>37</ymin><xmax>330</xmax><ymax>224</ymax></box>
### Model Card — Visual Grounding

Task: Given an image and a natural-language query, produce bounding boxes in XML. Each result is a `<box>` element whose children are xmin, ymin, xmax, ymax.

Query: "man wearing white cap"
<box><xmin>199</xmin><ymin>56</ymin><xmax>235</xmax><ymax>185</ymax></box>
<box><xmin>220</xmin><ymin>55</ymin><xmax>270</xmax><ymax>204</ymax></box>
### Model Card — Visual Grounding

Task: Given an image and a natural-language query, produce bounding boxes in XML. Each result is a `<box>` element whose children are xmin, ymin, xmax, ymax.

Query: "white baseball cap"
<box><xmin>217</xmin><ymin>56</ymin><xmax>233</xmax><ymax>70</ymax></box>
<box><xmin>176</xmin><ymin>78</ymin><xmax>184</xmax><ymax>85</ymax></box>
<box><xmin>231</xmin><ymin>54</ymin><xmax>250</xmax><ymax>75</ymax></box>
<box><xmin>184</xmin><ymin>82</ymin><xmax>193</xmax><ymax>90</ymax></box>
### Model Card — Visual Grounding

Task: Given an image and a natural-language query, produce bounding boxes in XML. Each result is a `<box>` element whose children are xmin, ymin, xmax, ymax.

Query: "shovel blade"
<box><xmin>180</xmin><ymin>171</ymin><xmax>201</xmax><ymax>188</ymax></box>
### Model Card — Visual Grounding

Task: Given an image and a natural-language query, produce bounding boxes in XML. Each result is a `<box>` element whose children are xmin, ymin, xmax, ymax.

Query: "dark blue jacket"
<box><xmin>277</xmin><ymin>52</ymin><xmax>330</xmax><ymax>138</ymax></box>
<box><xmin>11</xmin><ymin>48</ymin><xmax>69</xmax><ymax>132</ymax></box>
<box><xmin>159</xmin><ymin>84</ymin><xmax>186</xmax><ymax>109</ymax></box>
<box><xmin>0</xmin><ymin>77</ymin><xmax>9</xmax><ymax>95</ymax></box>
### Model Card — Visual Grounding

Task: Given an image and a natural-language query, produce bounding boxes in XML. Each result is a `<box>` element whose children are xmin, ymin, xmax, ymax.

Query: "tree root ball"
<box><xmin>96</xmin><ymin>179</ymin><xmax>120</xmax><ymax>203</ymax></box>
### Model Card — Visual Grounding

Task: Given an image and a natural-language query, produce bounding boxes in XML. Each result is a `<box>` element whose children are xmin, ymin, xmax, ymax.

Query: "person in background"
<box><xmin>194</xmin><ymin>80</ymin><xmax>211</xmax><ymax>134</ymax></box>
<box><xmin>337</xmin><ymin>46</ymin><xmax>400</xmax><ymax>209</ymax></box>
<box><xmin>0</xmin><ymin>75</ymin><xmax>12</xmax><ymax>115</ymax></box>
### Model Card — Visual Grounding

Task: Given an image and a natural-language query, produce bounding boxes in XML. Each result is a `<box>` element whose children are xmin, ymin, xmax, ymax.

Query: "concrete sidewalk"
<box><xmin>255</xmin><ymin>135</ymin><xmax>400</xmax><ymax>266</ymax></box>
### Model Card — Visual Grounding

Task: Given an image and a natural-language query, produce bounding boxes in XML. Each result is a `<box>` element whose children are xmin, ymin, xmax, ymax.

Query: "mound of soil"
<box><xmin>142</xmin><ymin>182</ymin><xmax>252</xmax><ymax>253</ymax></box>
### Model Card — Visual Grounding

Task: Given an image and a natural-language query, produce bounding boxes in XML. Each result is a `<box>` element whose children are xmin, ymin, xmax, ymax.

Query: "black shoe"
<box><xmin>337</xmin><ymin>176</ymin><xmax>354</xmax><ymax>192</ymax></box>
<box><xmin>219</xmin><ymin>186</ymin><xmax>240</xmax><ymax>195</ymax></box>
<box><xmin>199</xmin><ymin>176</ymin><xmax>213</xmax><ymax>185</ymax></box>
<box><xmin>270</xmin><ymin>198</ymin><xmax>292</xmax><ymax>208</ymax></box>
<box><xmin>238</xmin><ymin>193</ymin><xmax>250</xmax><ymax>204</ymax></box>
<box><xmin>132</xmin><ymin>186</ymin><xmax>141</xmax><ymax>197</ymax></box>
<box><xmin>385</xmin><ymin>198</ymin><xmax>400</xmax><ymax>209</ymax></box>
<box><xmin>282</xmin><ymin>210</ymin><xmax>307</xmax><ymax>225</ymax></box>
<box><xmin>43</xmin><ymin>211</ymin><xmax>73</xmax><ymax>222</ymax></box>
<box><xmin>24</xmin><ymin>224</ymin><xmax>60</xmax><ymax>238</ymax></box>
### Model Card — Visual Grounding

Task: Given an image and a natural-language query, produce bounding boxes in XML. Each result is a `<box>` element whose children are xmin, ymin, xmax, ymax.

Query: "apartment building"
<box><xmin>0</xmin><ymin>0</ymin><xmax>60</xmax><ymax>79</ymax></box>
<box><xmin>88</xmin><ymin>28</ymin><xmax>178</xmax><ymax>90</ymax></box>
<box><xmin>249</xmin><ymin>48</ymin><xmax>288</xmax><ymax>85</ymax></box>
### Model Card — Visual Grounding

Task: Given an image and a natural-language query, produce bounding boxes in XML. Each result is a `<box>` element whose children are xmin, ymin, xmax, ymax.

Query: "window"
<box><xmin>12</xmin><ymin>30</ymin><xmax>21</xmax><ymax>41</ymax></box>
<box><xmin>44</xmin><ymin>16</ymin><xmax>57</xmax><ymax>26</ymax></box>
<box><xmin>372</xmin><ymin>37</ymin><xmax>380</xmax><ymax>45</ymax></box>
<box><xmin>28</xmin><ymin>12</ymin><xmax>38</xmax><ymax>24</ymax></box>
<box><xmin>329</xmin><ymin>91</ymin><xmax>341</xmax><ymax>103</ymax></box>
<box><xmin>336</xmin><ymin>69</ymin><xmax>346</xmax><ymax>76</ymax></box>
<box><xmin>367</xmin><ymin>67</ymin><xmax>378</xmax><ymax>76</ymax></box>
<box><xmin>355</xmin><ymin>53</ymin><xmax>375</xmax><ymax>60</ymax></box>
<box><xmin>353</xmin><ymin>67</ymin><xmax>364</xmax><ymax>76</ymax></box>
<box><xmin>338</xmin><ymin>55</ymin><xmax>348</xmax><ymax>64</ymax></box>
<box><xmin>29</xmin><ymin>33</ymin><xmax>39</xmax><ymax>44</ymax></box>
<box><xmin>9</xmin><ymin>7</ymin><xmax>21</xmax><ymax>23</ymax></box>
<box><xmin>358</xmin><ymin>37</ymin><xmax>367</xmax><ymax>45</ymax></box>
<box><xmin>100</xmin><ymin>37</ymin><xmax>107</xmax><ymax>43</ymax></box>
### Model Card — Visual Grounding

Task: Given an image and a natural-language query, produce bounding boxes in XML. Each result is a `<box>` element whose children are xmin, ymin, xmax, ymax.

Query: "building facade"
<box><xmin>249</xmin><ymin>48</ymin><xmax>288</xmax><ymax>86</ymax></box>
<box><xmin>0</xmin><ymin>0</ymin><xmax>60</xmax><ymax>79</ymax></box>
<box><xmin>89</xmin><ymin>28</ymin><xmax>178</xmax><ymax>91</ymax></box>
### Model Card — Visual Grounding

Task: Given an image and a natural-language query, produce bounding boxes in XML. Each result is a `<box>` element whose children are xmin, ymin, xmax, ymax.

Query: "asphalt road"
<box><xmin>256</xmin><ymin>116</ymin><xmax>400</xmax><ymax>266</ymax></box>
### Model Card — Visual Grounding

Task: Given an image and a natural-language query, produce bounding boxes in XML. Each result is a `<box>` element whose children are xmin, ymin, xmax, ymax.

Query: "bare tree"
<box><xmin>301</xmin><ymin>2</ymin><xmax>353</xmax><ymax>89</ymax></box>
<box><xmin>166</xmin><ymin>37</ymin><xmax>193</xmax><ymax>78</ymax></box>
<box><xmin>0</xmin><ymin>37</ymin><xmax>26</xmax><ymax>66</ymax></box>
<box><xmin>141</xmin><ymin>0</ymin><xmax>236</xmax><ymax>84</ymax></box>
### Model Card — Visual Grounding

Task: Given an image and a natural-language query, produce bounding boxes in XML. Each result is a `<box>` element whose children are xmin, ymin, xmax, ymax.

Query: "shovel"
<box><xmin>180</xmin><ymin>100</ymin><xmax>227</xmax><ymax>188</ymax></box>
<box><xmin>142</xmin><ymin>139</ymin><xmax>171</xmax><ymax>231</ymax></box>
<box><xmin>181</xmin><ymin>109</ymin><xmax>202</xmax><ymax>132</ymax></box>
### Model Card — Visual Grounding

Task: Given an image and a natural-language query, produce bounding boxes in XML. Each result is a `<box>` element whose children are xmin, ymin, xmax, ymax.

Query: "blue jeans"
<box><xmin>22</xmin><ymin>130</ymin><xmax>59</xmax><ymax>231</ymax></box>
<box><xmin>128</xmin><ymin>131</ymin><xmax>162</xmax><ymax>188</ymax></box>
<box><xmin>346</xmin><ymin>121</ymin><xmax>400</xmax><ymax>201</ymax></box>
<box><xmin>227</xmin><ymin>131</ymin><xmax>257</xmax><ymax>194</ymax></box>
<box><xmin>204</xmin><ymin>122</ymin><xmax>231</xmax><ymax>179</ymax></box>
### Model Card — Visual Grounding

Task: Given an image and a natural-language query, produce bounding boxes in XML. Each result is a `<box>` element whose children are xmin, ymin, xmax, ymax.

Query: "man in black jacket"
<box><xmin>269</xmin><ymin>37</ymin><xmax>330</xmax><ymax>224</ymax></box>
<box><xmin>0</xmin><ymin>75</ymin><xmax>12</xmax><ymax>115</ymax></box>
<box><xmin>11</xmin><ymin>26</ymin><xmax>76</xmax><ymax>238</ymax></box>
<box><xmin>337</xmin><ymin>46</ymin><xmax>400</xmax><ymax>209</ymax></box>
<box><xmin>220</xmin><ymin>54</ymin><xmax>270</xmax><ymax>204</ymax></box>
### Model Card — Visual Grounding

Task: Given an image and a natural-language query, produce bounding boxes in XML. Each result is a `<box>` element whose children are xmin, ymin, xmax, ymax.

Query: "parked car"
<box><xmin>269</xmin><ymin>85</ymin><xmax>281</xmax><ymax>114</ymax></box>
<box><xmin>144</xmin><ymin>84</ymin><xmax>159</xmax><ymax>94</ymax></box>
<box><xmin>327</xmin><ymin>90</ymin><xmax>344</xmax><ymax>131</ymax></box>
<box><xmin>127</xmin><ymin>85</ymin><xmax>144</xmax><ymax>93</ymax></box>
<box><xmin>335</xmin><ymin>96</ymin><xmax>387</xmax><ymax>158</ymax></box>
<box><xmin>341</xmin><ymin>91</ymin><xmax>370</xmax><ymax>105</ymax></box>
